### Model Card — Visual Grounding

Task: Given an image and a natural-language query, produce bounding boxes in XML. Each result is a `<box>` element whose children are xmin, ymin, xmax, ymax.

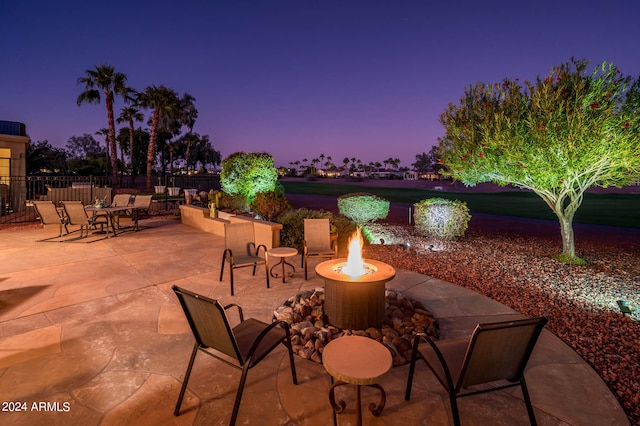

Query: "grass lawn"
<box><xmin>281</xmin><ymin>181</ymin><xmax>640</xmax><ymax>228</ymax></box>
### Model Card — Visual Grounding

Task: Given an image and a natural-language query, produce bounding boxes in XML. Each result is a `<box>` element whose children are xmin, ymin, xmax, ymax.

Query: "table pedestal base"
<box><xmin>329</xmin><ymin>380</ymin><xmax>386</xmax><ymax>425</ymax></box>
<box><xmin>269</xmin><ymin>258</ymin><xmax>296</xmax><ymax>283</ymax></box>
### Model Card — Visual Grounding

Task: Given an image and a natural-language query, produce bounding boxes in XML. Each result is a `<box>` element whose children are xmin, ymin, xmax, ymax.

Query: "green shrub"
<box><xmin>413</xmin><ymin>198</ymin><xmax>471</xmax><ymax>240</ymax></box>
<box><xmin>250</xmin><ymin>191</ymin><xmax>292</xmax><ymax>221</ymax></box>
<box><xmin>219</xmin><ymin>152</ymin><xmax>278</xmax><ymax>205</ymax></box>
<box><xmin>276</xmin><ymin>208</ymin><xmax>356</xmax><ymax>256</ymax></box>
<box><xmin>337</xmin><ymin>192</ymin><xmax>390</xmax><ymax>227</ymax></box>
<box><xmin>218</xmin><ymin>191</ymin><xmax>247</xmax><ymax>211</ymax></box>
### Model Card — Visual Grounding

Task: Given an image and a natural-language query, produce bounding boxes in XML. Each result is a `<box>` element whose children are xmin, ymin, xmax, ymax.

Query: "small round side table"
<box><xmin>268</xmin><ymin>247</ymin><xmax>298</xmax><ymax>283</ymax></box>
<box><xmin>322</xmin><ymin>335</ymin><xmax>392</xmax><ymax>426</ymax></box>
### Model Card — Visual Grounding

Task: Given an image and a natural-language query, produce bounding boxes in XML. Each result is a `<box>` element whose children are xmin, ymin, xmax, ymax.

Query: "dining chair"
<box><xmin>116</xmin><ymin>194</ymin><xmax>152</xmax><ymax>230</ymax></box>
<box><xmin>111</xmin><ymin>193</ymin><xmax>132</xmax><ymax>208</ymax></box>
<box><xmin>302</xmin><ymin>218</ymin><xmax>337</xmax><ymax>279</ymax></box>
<box><xmin>172</xmin><ymin>285</ymin><xmax>297</xmax><ymax>426</ymax></box>
<box><xmin>220</xmin><ymin>222</ymin><xmax>269</xmax><ymax>296</ymax></box>
<box><xmin>405</xmin><ymin>317</ymin><xmax>548</xmax><ymax>426</ymax></box>
<box><xmin>32</xmin><ymin>200</ymin><xmax>69</xmax><ymax>241</ymax></box>
<box><xmin>61</xmin><ymin>201</ymin><xmax>110</xmax><ymax>239</ymax></box>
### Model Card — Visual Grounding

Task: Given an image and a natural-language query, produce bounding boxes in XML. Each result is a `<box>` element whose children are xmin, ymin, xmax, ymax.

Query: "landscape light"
<box><xmin>616</xmin><ymin>300</ymin><xmax>632</xmax><ymax>315</ymax></box>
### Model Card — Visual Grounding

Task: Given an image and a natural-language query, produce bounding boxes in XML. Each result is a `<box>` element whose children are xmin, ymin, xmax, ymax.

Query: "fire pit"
<box><xmin>316</xmin><ymin>228</ymin><xmax>396</xmax><ymax>330</ymax></box>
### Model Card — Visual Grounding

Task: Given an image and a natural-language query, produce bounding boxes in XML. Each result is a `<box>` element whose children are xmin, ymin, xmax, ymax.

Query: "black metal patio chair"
<box><xmin>405</xmin><ymin>317</ymin><xmax>548</xmax><ymax>426</ymax></box>
<box><xmin>172</xmin><ymin>285</ymin><xmax>297</xmax><ymax>426</ymax></box>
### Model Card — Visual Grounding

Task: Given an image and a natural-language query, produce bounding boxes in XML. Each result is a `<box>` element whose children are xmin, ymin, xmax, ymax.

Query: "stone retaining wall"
<box><xmin>179</xmin><ymin>205</ymin><xmax>282</xmax><ymax>249</ymax></box>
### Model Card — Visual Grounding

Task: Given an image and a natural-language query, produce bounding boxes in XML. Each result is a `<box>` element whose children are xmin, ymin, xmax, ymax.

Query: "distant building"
<box><xmin>0</xmin><ymin>120</ymin><xmax>30</xmax><ymax>214</ymax></box>
<box><xmin>403</xmin><ymin>170</ymin><xmax>418</xmax><ymax>180</ymax></box>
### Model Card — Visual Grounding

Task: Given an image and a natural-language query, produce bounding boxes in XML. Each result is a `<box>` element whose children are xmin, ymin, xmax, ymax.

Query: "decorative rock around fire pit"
<box><xmin>273</xmin><ymin>288</ymin><xmax>439</xmax><ymax>367</ymax></box>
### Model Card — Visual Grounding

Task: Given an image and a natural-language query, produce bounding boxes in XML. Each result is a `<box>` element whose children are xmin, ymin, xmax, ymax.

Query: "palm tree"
<box><xmin>177</xmin><ymin>93</ymin><xmax>198</xmax><ymax>173</ymax></box>
<box><xmin>137</xmin><ymin>85</ymin><xmax>182</xmax><ymax>190</ymax></box>
<box><xmin>77</xmin><ymin>64</ymin><xmax>129</xmax><ymax>187</ymax></box>
<box><xmin>117</xmin><ymin>105</ymin><xmax>144</xmax><ymax>178</ymax></box>
<box><xmin>95</xmin><ymin>128</ymin><xmax>110</xmax><ymax>177</ymax></box>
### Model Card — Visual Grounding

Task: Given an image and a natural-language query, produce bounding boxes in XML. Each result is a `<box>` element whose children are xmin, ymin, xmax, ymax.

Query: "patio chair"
<box><xmin>220</xmin><ymin>222</ymin><xmax>269</xmax><ymax>296</ymax></box>
<box><xmin>111</xmin><ymin>193</ymin><xmax>132</xmax><ymax>208</ymax></box>
<box><xmin>131</xmin><ymin>194</ymin><xmax>152</xmax><ymax>215</ymax></box>
<box><xmin>172</xmin><ymin>285</ymin><xmax>297</xmax><ymax>426</ymax></box>
<box><xmin>61</xmin><ymin>201</ymin><xmax>110</xmax><ymax>239</ymax></box>
<box><xmin>302</xmin><ymin>218</ymin><xmax>337</xmax><ymax>279</ymax></box>
<box><xmin>405</xmin><ymin>317</ymin><xmax>548</xmax><ymax>426</ymax></box>
<box><xmin>115</xmin><ymin>195</ymin><xmax>152</xmax><ymax>230</ymax></box>
<box><xmin>32</xmin><ymin>200</ymin><xmax>69</xmax><ymax>241</ymax></box>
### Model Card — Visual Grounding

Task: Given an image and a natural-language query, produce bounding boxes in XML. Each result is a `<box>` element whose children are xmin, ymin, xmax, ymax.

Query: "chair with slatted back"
<box><xmin>111</xmin><ymin>193</ymin><xmax>132</xmax><ymax>208</ymax></box>
<box><xmin>220</xmin><ymin>222</ymin><xmax>269</xmax><ymax>296</ymax></box>
<box><xmin>405</xmin><ymin>317</ymin><xmax>548</xmax><ymax>426</ymax></box>
<box><xmin>116</xmin><ymin>194</ymin><xmax>151</xmax><ymax>230</ymax></box>
<box><xmin>62</xmin><ymin>201</ymin><xmax>110</xmax><ymax>239</ymax></box>
<box><xmin>172</xmin><ymin>285</ymin><xmax>297</xmax><ymax>426</ymax></box>
<box><xmin>32</xmin><ymin>201</ymin><xmax>69</xmax><ymax>241</ymax></box>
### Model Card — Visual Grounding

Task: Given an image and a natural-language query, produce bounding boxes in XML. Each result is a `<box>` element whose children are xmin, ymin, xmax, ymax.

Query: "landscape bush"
<box><xmin>337</xmin><ymin>192</ymin><xmax>390</xmax><ymax>227</ymax></box>
<box><xmin>217</xmin><ymin>191</ymin><xmax>247</xmax><ymax>211</ymax></box>
<box><xmin>250</xmin><ymin>191</ymin><xmax>292</xmax><ymax>221</ymax></box>
<box><xmin>219</xmin><ymin>152</ymin><xmax>278</xmax><ymax>205</ymax></box>
<box><xmin>276</xmin><ymin>208</ymin><xmax>356</xmax><ymax>256</ymax></box>
<box><xmin>413</xmin><ymin>198</ymin><xmax>471</xmax><ymax>240</ymax></box>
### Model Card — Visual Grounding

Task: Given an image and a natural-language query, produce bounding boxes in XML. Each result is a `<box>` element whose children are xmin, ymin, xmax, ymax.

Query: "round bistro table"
<box><xmin>322</xmin><ymin>335</ymin><xmax>392</xmax><ymax>426</ymax></box>
<box><xmin>267</xmin><ymin>247</ymin><xmax>298</xmax><ymax>283</ymax></box>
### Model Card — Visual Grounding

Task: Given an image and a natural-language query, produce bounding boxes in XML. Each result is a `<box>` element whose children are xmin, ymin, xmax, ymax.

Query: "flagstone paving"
<box><xmin>0</xmin><ymin>219</ymin><xmax>629</xmax><ymax>425</ymax></box>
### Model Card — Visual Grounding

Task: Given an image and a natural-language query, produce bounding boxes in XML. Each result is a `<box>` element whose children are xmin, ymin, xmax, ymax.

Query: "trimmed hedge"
<box><xmin>413</xmin><ymin>198</ymin><xmax>471</xmax><ymax>240</ymax></box>
<box><xmin>337</xmin><ymin>192</ymin><xmax>389</xmax><ymax>226</ymax></box>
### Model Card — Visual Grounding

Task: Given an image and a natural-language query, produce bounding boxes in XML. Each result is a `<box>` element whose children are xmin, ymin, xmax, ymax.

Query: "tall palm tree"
<box><xmin>178</xmin><ymin>93</ymin><xmax>198</xmax><ymax>172</ymax></box>
<box><xmin>137</xmin><ymin>85</ymin><xmax>181</xmax><ymax>190</ymax></box>
<box><xmin>77</xmin><ymin>64</ymin><xmax>129</xmax><ymax>187</ymax></box>
<box><xmin>117</xmin><ymin>105</ymin><xmax>144</xmax><ymax>178</ymax></box>
<box><xmin>95</xmin><ymin>128</ymin><xmax>110</xmax><ymax>177</ymax></box>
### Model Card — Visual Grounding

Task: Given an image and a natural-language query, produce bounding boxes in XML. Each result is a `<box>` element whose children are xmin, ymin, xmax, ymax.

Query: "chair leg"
<box><xmin>220</xmin><ymin>255</ymin><xmax>226</xmax><ymax>282</ymax></box>
<box><xmin>230</xmin><ymin>267</ymin><xmax>235</xmax><ymax>296</ymax></box>
<box><xmin>174</xmin><ymin>343</ymin><xmax>199</xmax><ymax>416</ymax></box>
<box><xmin>285</xmin><ymin>334</ymin><xmax>297</xmax><ymax>384</ymax></box>
<box><xmin>265</xmin><ymin>263</ymin><xmax>270</xmax><ymax>289</ymax></box>
<box><xmin>230</xmin><ymin>363</ymin><xmax>250</xmax><ymax>426</ymax></box>
<box><xmin>450</xmin><ymin>394</ymin><xmax>461</xmax><ymax>426</ymax></box>
<box><xmin>304</xmin><ymin>256</ymin><xmax>308</xmax><ymax>280</ymax></box>
<box><xmin>405</xmin><ymin>342</ymin><xmax>419</xmax><ymax>400</ymax></box>
<box><xmin>520</xmin><ymin>376</ymin><xmax>537</xmax><ymax>426</ymax></box>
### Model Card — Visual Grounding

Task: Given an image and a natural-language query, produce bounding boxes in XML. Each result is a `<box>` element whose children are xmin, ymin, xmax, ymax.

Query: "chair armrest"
<box><xmin>412</xmin><ymin>333</ymin><xmax>457</xmax><ymax>392</ymax></box>
<box><xmin>223</xmin><ymin>303</ymin><xmax>244</xmax><ymax>322</ymax></box>
<box><xmin>256</xmin><ymin>244</ymin><xmax>267</xmax><ymax>257</ymax></box>
<box><xmin>246</xmin><ymin>320</ymin><xmax>291</xmax><ymax>361</ymax></box>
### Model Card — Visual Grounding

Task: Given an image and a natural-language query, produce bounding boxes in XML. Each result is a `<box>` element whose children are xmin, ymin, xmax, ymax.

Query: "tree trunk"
<box><xmin>105</xmin><ymin>96</ymin><xmax>119</xmax><ymax>189</ymax></box>
<box><xmin>559</xmin><ymin>216</ymin><xmax>576</xmax><ymax>257</ymax></box>
<box><xmin>146</xmin><ymin>110</ymin><xmax>159</xmax><ymax>191</ymax></box>
<box><xmin>129</xmin><ymin>119</ymin><xmax>135</xmax><ymax>181</ymax></box>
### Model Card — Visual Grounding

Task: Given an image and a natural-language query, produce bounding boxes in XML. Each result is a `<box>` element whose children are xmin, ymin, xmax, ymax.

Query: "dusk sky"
<box><xmin>2</xmin><ymin>0</ymin><xmax>640</xmax><ymax>168</ymax></box>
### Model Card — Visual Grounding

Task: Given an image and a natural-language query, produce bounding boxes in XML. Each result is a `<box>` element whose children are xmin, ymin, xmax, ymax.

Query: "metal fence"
<box><xmin>0</xmin><ymin>175</ymin><xmax>221</xmax><ymax>224</ymax></box>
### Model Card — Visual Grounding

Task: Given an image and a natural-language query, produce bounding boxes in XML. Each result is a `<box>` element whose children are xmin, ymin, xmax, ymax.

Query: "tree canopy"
<box><xmin>438</xmin><ymin>58</ymin><xmax>640</xmax><ymax>262</ymax></box>
<box><xmin>220</xmin><ymin>152</ymin><xmax>278</xmax><ymax>206</ymax></box>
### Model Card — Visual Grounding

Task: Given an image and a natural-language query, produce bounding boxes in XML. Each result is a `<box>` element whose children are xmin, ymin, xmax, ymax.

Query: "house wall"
<box><xmin>0</xmin><ymin>124</ymin><xmax>30</xmax><ymax>214</ymax></box>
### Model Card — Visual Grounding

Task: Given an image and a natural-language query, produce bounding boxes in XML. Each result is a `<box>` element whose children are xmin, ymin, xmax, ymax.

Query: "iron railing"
<box><xmin>0</xmin><ymin>174</ymin><xmax>221</xmax><ymax>224</ymax></box>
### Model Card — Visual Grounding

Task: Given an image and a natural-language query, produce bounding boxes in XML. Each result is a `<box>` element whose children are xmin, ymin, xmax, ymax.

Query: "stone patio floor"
<box><xmin>0</xmin><ymin>219</ymin><xmax>630</xmax><ymax>425</ymax></box>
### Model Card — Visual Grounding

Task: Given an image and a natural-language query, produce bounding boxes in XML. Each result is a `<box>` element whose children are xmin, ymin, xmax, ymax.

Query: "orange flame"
<box><xmin>341</xmin><ymin>227</ymin><xmax>366</xmax><ymax>277</ymax></box>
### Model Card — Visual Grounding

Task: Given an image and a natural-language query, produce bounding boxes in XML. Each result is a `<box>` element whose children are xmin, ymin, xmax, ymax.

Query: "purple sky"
<box><xmin>2</xmin><ymin>0</ymin><xmax>640</xmax><ymax>168</ymax></box>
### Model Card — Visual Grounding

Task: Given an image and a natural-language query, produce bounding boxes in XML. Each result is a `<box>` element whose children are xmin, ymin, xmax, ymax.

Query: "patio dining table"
<box><xmin>85</xmin><ymin>205</ymin><xmax>140</xmax><ymax>236</ymax></box>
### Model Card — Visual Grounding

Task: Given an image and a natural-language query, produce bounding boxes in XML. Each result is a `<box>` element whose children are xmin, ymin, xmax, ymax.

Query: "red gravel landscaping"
<box><xmin>287</xmin><ymin>190</ymin><xmax>640</xmax><ymax>424</ymax></box>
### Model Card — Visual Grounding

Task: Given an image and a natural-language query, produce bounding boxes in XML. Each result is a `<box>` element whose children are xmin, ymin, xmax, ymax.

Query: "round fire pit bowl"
<box><xmin>316</xmin><ymin>258</ymin><xmax>396</xmax><ymax>330</ymax></box>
